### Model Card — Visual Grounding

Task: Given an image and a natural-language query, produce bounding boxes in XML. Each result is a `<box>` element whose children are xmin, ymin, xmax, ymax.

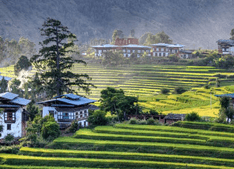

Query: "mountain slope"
<box><xmin>0</xmin><ymin>0</ymin><xmax>234</xmax><ymax>49</ymax></box>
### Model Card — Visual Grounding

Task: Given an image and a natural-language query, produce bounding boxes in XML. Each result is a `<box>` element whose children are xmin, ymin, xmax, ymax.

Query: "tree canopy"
<box><xmin>144</xmin><ymin>31</ymin><xmax>173</xmax><ymax>45</ymax></box>
<box><xmin>30</xmin><ymin>18</ymin><xmax>94</xmax><ymax>97</ymax></box>
<box><xmin>14</xmin><ymin>55</ymin><xmax>31</xmax><ymax>75</ymax></box>
<box><xmin>100</xmin><ymin>87</ymin><xmax>138</xmax><ymax>121</ymax></box>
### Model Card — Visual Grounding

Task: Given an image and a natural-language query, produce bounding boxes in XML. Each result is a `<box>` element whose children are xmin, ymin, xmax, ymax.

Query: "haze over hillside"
<box><xmin>1</xmin><ymin>0</ymin><xmax>234</xmax><ymax>49</ymax></box>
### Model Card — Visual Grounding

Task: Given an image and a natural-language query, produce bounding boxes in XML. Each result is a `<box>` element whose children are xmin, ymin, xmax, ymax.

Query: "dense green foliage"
<box><xmin>88</xmin><ymin>110</ymin><xmax>108</xmax><ymax>125</ymax></box>
<box><xmin>0</xmin><ymin>76</ymin><xmax>8</xmax><ymax>93</ymax></box>
<box><xmin>184</xmin><ymin>112</ymin><xmax>201</xmax><ymax>121</ymax></box>
<box><xmin>160</xmin><ymin>88</ymin><xmax>170</xmax><ymax>94</ymax></box>
<box><xmin>30</xmin><ymin>18</ymin><xmax>94</xmax><ymax>97</ymax></box>
<box><xmin>14</xmin><ymin>55</ymin><xmax>31</xmax><ymax>75</ymax></box>
<box><xmin>143</xmin><ymin>31</ymin><xmax>173</xmax><ymax>45</ymax></box>
<box><xmin>100</xmin><ymin>87</ymin><xmax>138</xmax><ymax>121</ymax></box>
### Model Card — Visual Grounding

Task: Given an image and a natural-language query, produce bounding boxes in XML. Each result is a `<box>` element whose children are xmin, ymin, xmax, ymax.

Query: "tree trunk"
<box><xmin>55</xmin><ymin>26</ymin><xmax>60</xmax><ymax>96</ymax></box>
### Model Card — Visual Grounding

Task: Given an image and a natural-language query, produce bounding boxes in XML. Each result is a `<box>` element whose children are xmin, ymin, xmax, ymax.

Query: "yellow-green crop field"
<box><xmin>3</xmin><ymin>123</ymin><xmax>234</xmax><ymax>168</ymax></box>
<box><xmin>2</xmin><ymin>64</ymin><xmax>234</xmax><ymax>116</ymax></box>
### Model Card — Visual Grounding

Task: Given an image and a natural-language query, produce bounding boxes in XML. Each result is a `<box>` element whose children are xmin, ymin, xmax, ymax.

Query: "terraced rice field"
<box><xmin>2</xmin><ymin>64</ymin><xmax>234</xmax><ymax>116</ymax></box>
<box><xmin>3</xmin><ymin>123</ymin><xmax>234</xmax><ymax>168</ymax></box>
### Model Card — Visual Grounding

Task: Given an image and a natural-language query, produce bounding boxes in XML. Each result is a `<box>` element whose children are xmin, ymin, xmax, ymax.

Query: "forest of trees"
<box><xmin>0</xmin><ymin>36</ymin><xmax>36</xmax><ymax>67</ymax></box>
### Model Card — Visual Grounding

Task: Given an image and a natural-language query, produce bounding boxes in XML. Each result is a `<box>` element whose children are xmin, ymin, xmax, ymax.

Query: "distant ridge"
<box><xmin>0</xmin><ymin>0</ymin><xmax>234</xmax><ymax>49</ymax></box>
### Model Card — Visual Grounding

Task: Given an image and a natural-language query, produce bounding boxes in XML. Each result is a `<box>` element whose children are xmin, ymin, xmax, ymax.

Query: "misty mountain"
<box><xmin>1</xmin><ymin>0</ymin><xmax>234</xmax><ymax>49</ymax></box>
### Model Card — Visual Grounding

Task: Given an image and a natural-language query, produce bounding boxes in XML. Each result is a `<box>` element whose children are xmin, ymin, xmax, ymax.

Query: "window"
<box><xmin>161</xmin><ymin>48</ymin><xmax>164</xmax><ymax>51</ymax></box>
<box><xmin>138</xmin><ymin>50</ymin><xmax>141</xmax><ymax>53</ymax></box>
<box><xmin>7</xmin><ymin>124</ymin><xmax>11</xmax><ymax>130</ymax></box>
<box><xmin>123</xmin><ymin>49</ymin><xmax>126</xmax><ymax>52</ymax></box>
<box><xmin>49</xmin><ymin>111</ymin><xmax>54</xmax><ymax>117</ymax></box>
<box><xmin>127</xmin><ymin>49</ymin><xmax>131</xmax><ymax>53</ymax></box>
<box><xmin>132</xmin><ymin>50</ymin><xmax>135</xmax><ymax>53</ymax></box>
<box><xmin>4</xmin><ymin>112</ymin><xmax>16</xmax><ymax>122</ymax></box>
<box><xmin>58</xmin><ymin>112</ymin><xmax>62</xmax><ymax>119</ymax></box>
<box><xmin>166</xmin><ymin>48</ymin><xmax>168</xmax><ymax>51</ymax></box>
<box><xmin>156</xmin><ymin>48</ymin><xmax>159</xmax><ymax>51</ymax></box>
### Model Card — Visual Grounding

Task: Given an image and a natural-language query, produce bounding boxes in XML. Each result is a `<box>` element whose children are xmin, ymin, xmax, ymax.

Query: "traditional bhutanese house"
<box><xmin>37</xmin><ymin>94</ymin><xmax>96</xmax><ymax>128</ymax></box>
<box><xmin>151</xmin><ymin>43</ymin><xmax>184</xmax><ymax>57</ymax></box>
<box><xmin>0</xmin><ymin>92</ymin><xmax>31</xmax><ymax>139</ymax></box>
<box><xmin>217</xmin><ymin>39</ymin><xmax>234</xmax><ymax>56</ymax></box>
<box><xmin>120</xmin><ymin>44</ymin><xmax>151</xmax><ymax>57</ymax></box>
<box><xmin>163</xmin><ymin>113</ymin><xmax>186</xmax><ymax>124</ymax></box>
<box><xmin>178</xmin><ymin>50</ymin><xmax>193</xmax><ymax>59</ymax></box>
<box><xmin>93</xmin><ymin>44</ymin><xmax>118</xmax><ymax>57</ymax></box>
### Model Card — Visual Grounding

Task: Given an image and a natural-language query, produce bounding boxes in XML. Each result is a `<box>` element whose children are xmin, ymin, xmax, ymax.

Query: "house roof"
<box><xmin>180</xmin><ymin>50</ymin><xmax>193</xmax><ymax>54</ymax></box>
<box><xmin>10</xmin><ymin>97</ymin><xmax>31</xmax><ymax>106</ymax></box>
<box><xmin>121</xmin><ymin>44</ymin><xmax>151</xmax><ymax>49</ymax></box>
<box><xmin>0</xmin><ymin>92</ymin><xmax>31</xmax><ymax>106</ymax></box>
<box><xmin>215</xmin><ymin>93</ymin><xmax>234</xmax><ymax>98</ymax></box>
<box><xmin>37</xmin><ymin>93</ymin><xmax>96</xmax><ymax>107</ymax></box>
<box><xmin>164</xmin><ymin>113</ymin><xmax>186</xmax><ymax>120</ymax></box>
<box><xmin>151</xmin><ymin>43</ymin><xmax>184</xmax><ymax>48</ymax></box>
<box><xmin>0</xmin><ymin>92</ymin><xmax>19</xmax><ymax>100</ymax></box>
<box><xmin>92</xmin><ymin>44</ymin><xmax>117</xmax><ymax>48</ymax></box>
<box><xmin>217</xmin><ymin>39</ymin><xmax>234</xmax><ymax>46</ymax></box>
<box><xmin>0</xmin><ymin>76</ymin><xmax>12</xmax><ymax>81</ymax></box>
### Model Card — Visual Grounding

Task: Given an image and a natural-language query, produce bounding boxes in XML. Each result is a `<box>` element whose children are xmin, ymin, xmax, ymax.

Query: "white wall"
<box><xmin>0</xmin><ymin>108</ymin><xmax>23</xmax><ymax>139</ymax></box>
<box><xmin>42</xmin><ymin>107</ymin><xmax>58</xmax><ymax>121</ymax></box>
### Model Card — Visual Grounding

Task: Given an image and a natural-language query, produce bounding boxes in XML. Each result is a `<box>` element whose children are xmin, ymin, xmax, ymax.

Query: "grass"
<box><xmin>0</xmin><ymin>153</ymin><xmax>233</xmax><ymax>169</ymax></box>
<box><xmin>19</xmin><ymin>147</ymin><xmax>234</xmax><ymax>167</ymax></box>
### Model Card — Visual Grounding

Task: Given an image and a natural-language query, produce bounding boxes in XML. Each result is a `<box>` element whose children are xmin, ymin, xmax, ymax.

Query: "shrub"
<box><xmin>185</xmin><ymin>112</ymin><xmax>201</xmax><ymax>122</ymax></box>
<box><xmin>68</xmin><ymin>120</ymin><xmax>79</xmax><ymax>133</ymax></box>
<box><xmin>147</xmin><ymin>118</ymin><xmax>155</xmax><ymax>125</ymax></box>
<box><xmin>161</xmin><ymin>88</ymin><xmax>170</xmax><ymax>94</ymax></box>
<box><xmin>42</xmin><ymin>121</ymin><xmax>60</xmax><ymax>141</ymax></box>
<box><xmin>138</xmin><ymin>119</ymin><xmax>147</xmax><ymax>125</ymax></box>
<box><xmin>88</xmin><ymin>110</ymin><xmax>108</xmax><ymax>125</ymax></box>
<box><xmin>129</xmin><ymin>117</ymin><xmax>138</xmax><ymax>124</ymax></box>
<box><xmin>174</xmin><ymin>87</ymin><xmax>186</xmax><ymax>94</ymax></box>
<box><xmin>4</xmin><ymin>134</ymin><xmax>14</xmax><ymax>145</ymax></box>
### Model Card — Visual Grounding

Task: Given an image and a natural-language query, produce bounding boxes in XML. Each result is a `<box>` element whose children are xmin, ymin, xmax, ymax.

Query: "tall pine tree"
<box><xmin>30</xmin><ymin>18</ymin><xmax>94</xmax><ymax>97</ymax></box>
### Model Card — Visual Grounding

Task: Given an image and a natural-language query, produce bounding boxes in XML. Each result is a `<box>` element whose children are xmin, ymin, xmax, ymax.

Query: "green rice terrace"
<box><xmin>2</xmin><ymin>64</ymin><xmax>234</xmax><ymax>116</ymax></box>
<box><xmin>2</xmin><ymin>123</ymin><xmax>234</xmax><ymax>168</ymax></box>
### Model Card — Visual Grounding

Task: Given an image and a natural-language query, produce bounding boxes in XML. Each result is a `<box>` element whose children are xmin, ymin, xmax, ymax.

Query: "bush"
<box><xmin>184</xmin><ymin>112</ymin><xmax>201</xmax><ymax>122</ymax></box>
<box><xmin>161</xmin><ymin>88</ymin><xmax>170</xmax><ymax>94</ymax></box>
<box><xmin>88</xmin><ymin>110</ymin><xmax>108</xmax><ymax>125</ymax></box>
<box><xmin>147</xmin><ymin>118</ymin><xmax>155</xmax><ymax>125</ymax></box>
<box><xmin>68</xmin><ymin>120</ymin><xmax>79</xmax><ymax>133</ymax></box>
<box><xmin>4</xmin><ymin>134</ymin><xmax>14</xmax><ymax>145</ymax></box>
<box><xmin>129</xmin><ymin>117</ymin><xmax>138</xmax><ymax>124</ymax></box>
<box><xmin>174</xmin><ymin>87</ymin><xmax>186</xmax><ymax>94</ymax></box>
<box><xmin>42</xmin><ymin>121</ymin><xmax>60</xmax><ymax>141</ymax></box>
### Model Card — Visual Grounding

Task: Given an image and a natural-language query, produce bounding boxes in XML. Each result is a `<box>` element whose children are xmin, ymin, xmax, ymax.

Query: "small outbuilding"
<box><xmin>163</xmin><ymin>113</ymin><xmax>186</xmax><ymax>124</ymax></box>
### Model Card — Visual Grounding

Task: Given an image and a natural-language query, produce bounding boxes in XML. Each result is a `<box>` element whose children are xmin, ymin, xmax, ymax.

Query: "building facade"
<box><xmin>37</xmin><ymin>94</ymin><xmax>96</xmax><ymax>128</ymax></box>
<box><xmin>93</xmin><ymin>38</ymin><xmax>151</xmax><ymax>57</ymax></box>
<box><xmin>0</xmin><ymin>92</ymin><xmax>31</xmax><ymax>139</ymax></box>
<box><xmin>217</xmin><ymin>39</ymin><xmax>234</xmax><ymax>56</ymax></box>
<box><xmin>151</xmin><ymin>43</ymin><xmax>184</xmax><ymax>57</ymax></box>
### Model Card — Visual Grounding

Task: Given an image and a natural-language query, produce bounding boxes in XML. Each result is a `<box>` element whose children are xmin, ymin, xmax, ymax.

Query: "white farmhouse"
<box><xmin>37</xmin><ymin>94</ymin><xmax>96</xmax><ymax>128</ymax></box>
<box><xmin>0</xmin><ymin>92</ymin><xmax>31</xmax><ymax>139</ymax></box>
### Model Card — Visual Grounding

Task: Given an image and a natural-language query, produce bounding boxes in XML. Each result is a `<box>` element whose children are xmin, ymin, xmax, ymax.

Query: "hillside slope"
<box><xmin>0</xmin><ymin>0</ymin><xmax>234</xmax><ymax>49</ymax></box>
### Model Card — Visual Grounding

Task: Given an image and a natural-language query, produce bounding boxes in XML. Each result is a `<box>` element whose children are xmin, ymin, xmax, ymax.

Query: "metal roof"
<box><xmin>0</xmin><ymin>76</ymin><xmax>12</xmax><ymax>81</ymax></box>
<box><xmin>0</xmin><ymin>92</ymin><xmax>19</xmax><ymax>100</ymax></box>
<box><xmin>121</xmin><ymin>44</ymin><xmax>151</xmax><ymax>49</ymax></box>
<box><xmin>63</xmin><ymin>93</ymin><xmax>81</xmax><ymax>100</ymax></box>
<box><xmin>217</xmin><ymin>39</ymin><xmax>234</xmax><ymax>45</ymax></box>
<box><xmin>38</xmin><ymin>94</ymin><xmax>96</xmax><ymax>106</ymax></box>
<box><xmin>10</xmin><ymin>97</ymin><xmax>31</xmax><ymax>106</ymax></box>
<box><xmin>151</xmin><ymin>43</ymin><xmax>184</xmax><ymax>48</ymax></box>
<box><xmin>92</xmin><ymin>44</ymin><xmax>118</xmax><ymax>48</ymax></box>
<box><xmin>215</xmin><ymin>93</ymin><xmax>234</xmax><ymax>98</ymax></box>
